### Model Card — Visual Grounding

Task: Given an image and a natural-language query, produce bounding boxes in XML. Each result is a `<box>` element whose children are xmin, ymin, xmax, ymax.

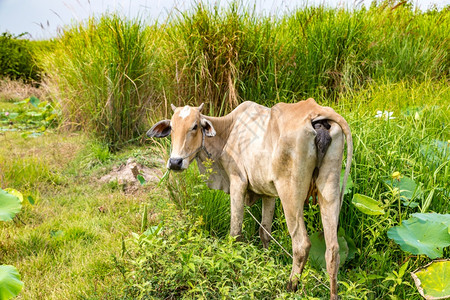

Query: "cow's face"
<box><xmin>147</xmin><ymin>103</ymin><xmax>215</xmax><ymax>171</ymax></box>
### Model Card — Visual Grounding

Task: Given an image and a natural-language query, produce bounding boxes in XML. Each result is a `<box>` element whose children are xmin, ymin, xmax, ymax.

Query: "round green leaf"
<box><xmin>412</xmin><ymin>260</ymin><xmax>450</xmax><ymax>299</ymax></box>
<box><xmin>412</xmin><ymin>213</ymin><xmax>450</xmax><ymax>227</ymax></box>
<box><xmin>0</xmin><ymin>189</ymin><xmax>22</xmax><ymax>221</ymax></box>
<box><xmin>398</xmin><ymin>177</ymin><xmax>420</xmax><ymax>200</ymax></box>
<box><xmin>387</xmin><ymin>217</ymin><xmax>450</xmax><ymax>259</ymax></box>
<box><xmin>3</xmin><ymin>189</ymin><xmax>23</xmax><ymax>203</ymax></box>
<box><xmin>309</xmin><ymin>231</ymin><xmax>348</xmax><ymax>269</ymax></box>
<box><xmin>352</xmin><ymin>194</ymin><xmax>385</xmax><ymax>215</ymax></box>
<box><xmin>385</xmin><ymin>176</ymin><xmax>422</xmax><ymax>200</ymax></box>
<box><xmin>0</xmin><ymin>265</ymin><xmax>24</xmax><ymax>300</ymax></box>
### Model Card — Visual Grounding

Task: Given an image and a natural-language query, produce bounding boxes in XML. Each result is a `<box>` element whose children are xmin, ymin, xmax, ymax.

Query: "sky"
<box><xmin>0</xmin><ymin>0</ymin><xmax>448</xmax><ymax>40</ymax></box>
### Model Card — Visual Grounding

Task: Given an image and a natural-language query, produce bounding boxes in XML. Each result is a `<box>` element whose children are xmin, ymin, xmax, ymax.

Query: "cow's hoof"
<box><xmin>286</xmin><ymin>281</ymin><xmax>298</xmax><ymax>292</ymax></box>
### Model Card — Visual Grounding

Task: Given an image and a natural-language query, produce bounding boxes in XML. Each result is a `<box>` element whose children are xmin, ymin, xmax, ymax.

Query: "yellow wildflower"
<box><xmin>392</xmin><ymin>171</ymin><xmax>401</xmax><ymax>180</ymax></box>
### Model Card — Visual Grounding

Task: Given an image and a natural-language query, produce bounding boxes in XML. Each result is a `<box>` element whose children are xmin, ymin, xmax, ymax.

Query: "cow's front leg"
<box><xmin>229</xmin><ymin>175</ymin><xmax>247</xmax><ymax>238</ymax></box>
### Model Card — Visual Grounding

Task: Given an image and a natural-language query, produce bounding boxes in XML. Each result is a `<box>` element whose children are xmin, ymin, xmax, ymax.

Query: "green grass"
<box><xmin>1</xmin><ymin>1</ymin><xmax>449</xmax><ymax>299</ymax></box>
<box><xmin>0</xmin><ymin>79</ymin><xmax>448</xmax><ymax>299</ymax></box>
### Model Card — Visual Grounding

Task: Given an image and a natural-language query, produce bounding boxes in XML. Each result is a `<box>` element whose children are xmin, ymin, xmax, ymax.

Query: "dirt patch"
<box><xmin>99</xmin><ymin>158</ymin><xmax>164</xmax><ymax>192</ymax></box>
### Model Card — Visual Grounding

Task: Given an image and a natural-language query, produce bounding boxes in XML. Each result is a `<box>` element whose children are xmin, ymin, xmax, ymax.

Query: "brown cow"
<box><xmin>147</xmin><ymin>99</ymin><xmax>353</xmax><ymax>299</ymax></box>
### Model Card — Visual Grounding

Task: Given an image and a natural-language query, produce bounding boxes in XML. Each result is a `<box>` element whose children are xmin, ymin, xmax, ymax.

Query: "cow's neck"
<box><xmin>198</xmin><ymin>114</ymin><xmax>234</xmax><ymax>160</ymax></box>
<box><xmin>195</xmin><ymin>114</ymin><xmax>234</xmax><ymax>193</ymax></box>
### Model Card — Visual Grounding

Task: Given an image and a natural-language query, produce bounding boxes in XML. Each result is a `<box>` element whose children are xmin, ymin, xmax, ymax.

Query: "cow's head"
<box><xmin>147</xmin><ymin>103</ymin><xmax>216</xmax><ymax>171</ymax></box>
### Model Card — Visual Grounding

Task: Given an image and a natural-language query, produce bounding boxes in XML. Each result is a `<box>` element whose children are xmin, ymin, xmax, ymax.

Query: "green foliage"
<box><xmin>167</xmin><ymin>160</ymin><xmax>232</xmax><ymax>237</ymax></box>
<box><xmin>0</xmin><ymin>188</ymin><xmax>24</xmax><ymax>299</ymax></box>
<box><xmin>352</xmin><ymin>194</ymin><xmax>385</xmax><ymax>215</ymax></box>
<box><xmin>387</xmin><ymin>214</ymin><xmax>450</xmax><ymax>259</ymax></box>
<box><xmin>385</xmin><ymin>176</ymin><xmax>423</xmax><ymax>208</ymax></box>
<box><xmin>0</xmin><ymin>32</ymin><xmax>41</xmax><ymax>82</ymax></box>
<box><xmin>309</xmin><ymin>231</ymin><xmax>349</xmax><ymax>269</ymax></box>
<box><xmin>411</xmin><ymin>260</ymin><xmax>450</xmax><ymax>299</ymax></box>
<box><xmin>0</xmin><ymin>189</ymin><xmax>22</xmax><ymax>221</ymax></box>
<box><xmin>0</xmin><ymin>265</ymin><xmax>23</xmax><ymax>300</ymax></box>
<box><xmin>0</xmin><ymin>96</ymin><xmax>59</xmax><ymax>137</ymax></box>
<box><xmin>118</xmin><ymin>218</ymin><xmax>291</xmax><ymax>299</ymax></box>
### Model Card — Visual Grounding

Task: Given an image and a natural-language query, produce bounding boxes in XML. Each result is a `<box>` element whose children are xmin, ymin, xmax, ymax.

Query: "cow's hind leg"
<box><xmin>316</xmin><ymin>125</ymin><xmax>345</xmax><ymax>300</ymax></box>
<box><xmin>276</xmin><ymin>177</ymin><xmax>312</xmax><ymax>291</ymax></box>
<box><xmin>259</xmin><ymin>197</ymin><xmax>276</xmax><ymax>249</ymax></box>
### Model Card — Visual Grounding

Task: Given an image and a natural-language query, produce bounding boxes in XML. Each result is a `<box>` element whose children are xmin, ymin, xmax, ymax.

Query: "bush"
<box><xmin>117</xmin><ymin>216</ymin><xmax>295</xmax><ymax>299</ymax></box>
<box><xmin>0</xmin><ymin>32</ymin><xmax>42</xmax><ymax>82</ymax></box>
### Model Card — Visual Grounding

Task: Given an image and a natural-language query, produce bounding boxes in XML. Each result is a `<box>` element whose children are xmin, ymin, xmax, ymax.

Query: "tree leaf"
<box><xmin>387</xmin><ymin>217</ymin><xmax>450</xmax><ymax>259</ymax></box>
<box><xmin>411</xmin><ymin>260</ymin><xmax>450</xmax><ymax>299</ymax></box>
<box><xmin>309</xmin><ymin>231</ymin><xmax>348</xmax><ymax>269</ymax></box>
<box><xmin>0</xmin><ymin>189</ymin><xmax>22</xmax><ymax>221</ymax></box>
<box><xmin>352</xmin><ymin>194</ymin><xmax>385</xmax><ymax>215</ymax></box>
<box><xmin>0</xmin><ymin>265</ymin><xmax>24</xmax><ymax>300</ymax></box>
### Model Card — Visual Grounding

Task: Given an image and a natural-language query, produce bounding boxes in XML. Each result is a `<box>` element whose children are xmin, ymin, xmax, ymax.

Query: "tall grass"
<box><xmin>39</xmin><ymin>15</ymin><xmax>162</xmax><ymax>149</ymax></box>
<box><xmin>38</xmin><ymin>1</ymin><xmax>449</xmax><ymax>147</ymax></box>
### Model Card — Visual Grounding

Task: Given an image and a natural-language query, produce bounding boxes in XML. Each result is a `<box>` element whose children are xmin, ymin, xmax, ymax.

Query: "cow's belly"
<box><xmin>245</xmin><ymin>150</ymin><xmax>278</xmax><ymax>197</ymax></box>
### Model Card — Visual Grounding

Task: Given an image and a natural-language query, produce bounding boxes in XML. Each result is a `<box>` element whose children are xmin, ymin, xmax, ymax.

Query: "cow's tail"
<box><xmin>337</xmin><ymin>116</ymin><xmax>353</xmax><ymax>209</ymax></box>
<box><xmin>312</xmin><ymin>110</ymin><xmax>353</xmax><ymax>209</ymax></box>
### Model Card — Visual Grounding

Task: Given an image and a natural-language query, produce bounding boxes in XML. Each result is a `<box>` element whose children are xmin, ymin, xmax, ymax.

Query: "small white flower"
<box><xmin>5</xmin><ymin>112</ymin><xmax>9</xmax><ymax>116</ymax></box>
<box><xmin>375</xmin><ymin>110</ymin><xmax>395</xmax><ymax>120</ymax></box>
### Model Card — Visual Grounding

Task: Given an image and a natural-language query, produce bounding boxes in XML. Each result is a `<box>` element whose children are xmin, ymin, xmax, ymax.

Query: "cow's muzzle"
<box><xmin>168</xmin><ymin>157</ymin><xmax>183</xmax><ymax>170</ymax></box>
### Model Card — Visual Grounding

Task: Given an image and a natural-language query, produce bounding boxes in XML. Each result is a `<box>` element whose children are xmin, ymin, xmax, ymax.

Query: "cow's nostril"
<box><xmin>168</xmin><ymin>158</ymin><xmax>183</xmax><ymax>170</ymax></box>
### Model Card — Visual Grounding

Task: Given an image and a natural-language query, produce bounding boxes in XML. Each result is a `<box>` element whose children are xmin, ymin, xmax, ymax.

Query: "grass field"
<box><xmin>1</xmin><ymin>1</ymin><xmax>449</xmax><ymax>299</ymax></box>
<box><xmin>1</xmin><ymin>78</ymin><xmax>448</xmax><ymax>299</ymax></box>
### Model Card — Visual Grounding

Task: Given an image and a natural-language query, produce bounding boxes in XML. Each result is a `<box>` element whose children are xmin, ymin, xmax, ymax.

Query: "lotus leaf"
<box><xmin>412</xmin><ymin>213</ymin><xmax>450</xmax><ymax>227</ymax></box>
<box><xmin>0</xmin><ymin>189</ymin><xmax>22</xmax><ymax>221</ymax></box>
<box><xmin>387</xmin><ymin>217</ymin><xmax>450</xmax><ymax>259</ymax></box>
<box><xmin>420</xmin><ymin>140</ymin><xmax>450</xmax><ymax>168</ymax></box>
<box><xmin>0</xmin><ymin>265</ymin><xmax>23</xmax><ymax>300</ymax></box>
<box><xmin>309</xmin><ymin>231</ymin><xmax>348</xmax><ymax>269</ymax></box>
<box><xmin>385</xmin><ymin>176</ymin><xmax>421</xmax><ymax>201</ymax></box>
<box><xmin>3</xmin><ymin>189</ymin><xmax>23</xmax><ymax>203</ymax></box>
<box><xmin>352</xmin><ymin>194</ymin><xmax>385</xmax><ymax>215</ymax></box>
<box><xmin>411</xmin><ymin>260</ymin><xmax>450</xmax><ymax>299</ymax></box>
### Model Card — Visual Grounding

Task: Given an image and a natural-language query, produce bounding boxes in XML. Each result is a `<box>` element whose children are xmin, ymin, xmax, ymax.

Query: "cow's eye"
<box><xmin>192</xmin><ymin>124</ymin><xmax>198</xmax><ymax>131</ymax></box>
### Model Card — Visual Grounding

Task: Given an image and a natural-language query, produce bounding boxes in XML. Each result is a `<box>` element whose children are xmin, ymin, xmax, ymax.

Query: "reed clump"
<box><xmin>39</xmin><ymin>15</ymin><xmax>162</xmax><ymax>149</ymax></box>
<box><xmin>39</xmin><ymin>1</ymin><xmax>449</xmax><ymax>148</ymax></box>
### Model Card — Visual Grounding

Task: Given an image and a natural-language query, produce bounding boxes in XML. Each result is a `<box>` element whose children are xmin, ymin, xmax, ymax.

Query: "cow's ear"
<box><xmin>200</xmin><ymin>118</ymin><xmax>216</xmax><ymax>137</ymax></box>
<box><xmin>147</xmin><ymin>120</ymin><xmax>171</xmax><ymax>138</ymax></box>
